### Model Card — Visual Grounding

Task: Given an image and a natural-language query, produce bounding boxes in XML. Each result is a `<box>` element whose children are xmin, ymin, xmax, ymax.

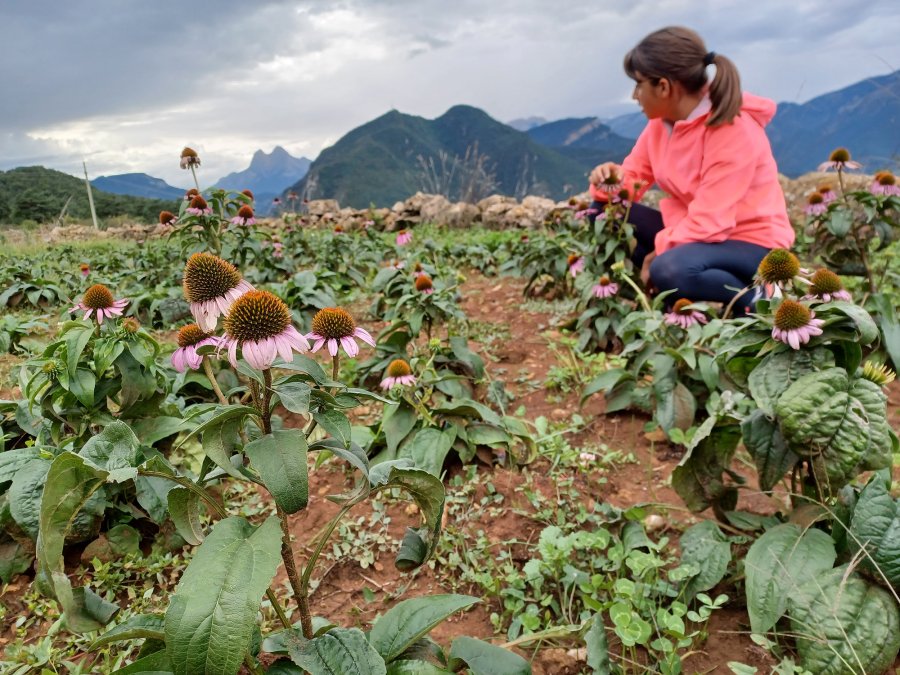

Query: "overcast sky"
<box><xmin>2</xmin><ymin>0</ymin><xmax>898</xmax><ymax>187</ymax></box>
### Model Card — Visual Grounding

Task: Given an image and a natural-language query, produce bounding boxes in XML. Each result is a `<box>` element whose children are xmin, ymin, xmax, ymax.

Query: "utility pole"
<box><xmin>83</xmin><ymin>160</ymin><xmax>100</xmax><ymax>229</ymax></box>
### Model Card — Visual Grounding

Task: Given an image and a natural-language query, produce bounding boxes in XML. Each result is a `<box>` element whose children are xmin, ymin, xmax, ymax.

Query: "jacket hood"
<box><xmin>739</xmin><ymin>93</ymin><xmax>777</xmax><ymax>127</ymax></box>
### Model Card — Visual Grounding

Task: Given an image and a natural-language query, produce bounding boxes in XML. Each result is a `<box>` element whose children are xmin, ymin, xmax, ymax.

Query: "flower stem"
<box><xmin>276</xmin><ymin>504</ymin><xmax>310</xmax><ymax>637</ymax></box>
<box><xmin>262</xmin><ymin>369</ymin><xmax>273</xmax><ymax>434</ymax></box>
<box><xmin>617</xmin><ymin>271</ymin><xmax>653</xmax><ymax>313</ymax></box>
<box><xmin>190</xmin><ymin>165</ymin><xmax>201</xmax><ymax>193</ymax></box>
<box><xmin>202</xmin><ymin>357</ymin><xmax>228</xmax><ymax>405</ymax></box>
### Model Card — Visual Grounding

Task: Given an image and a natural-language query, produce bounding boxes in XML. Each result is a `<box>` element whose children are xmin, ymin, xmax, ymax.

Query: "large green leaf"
<box><xmin>192</xmin><ymin>406</ymin><xmax>257</xmax><ymax>480</ymax></box>
<box><xmin>369</xmin><ymin>464</ymin><xmax>445</xmax><ymax>570</ymax></box>
<box><xmin>164</xmin><ymin>516</ymin><xmax>282</xmax><ymax>675</ymax></box>
<box><xmin>245</xmin><ymin>429</ymin><xmax>309</xmax><ymax>514</ymax></box>
<box><xmin>747</xmin><ymin>348</ymin><xmax>829</xmax><ymax>414</ymax></box>
<box><xmin>585</xmin><ymin>614</ymin><xmax>611</xmax><ymax>675</ymax></box>
<box><xmin>744</xmin><ymin>523</ymin><xmax>836</xmax><ymax>633</ymax></box>
<box><xmin>167</xmin><ymin>487</ymin><xmax>205</xmax><ymax>546</ymax></box>
<box><xmin>36</xmin><ymin>452</ymin><xmax>119</xmax><ymax>632</ymax></box>
<box><xmin>275</xmin><ymin>381</ymin><xmax>312</xmax><ymax>415</ymax></box>
<box><xmin>788</xmin><ymin>565</ymin><xmax>900</xmax><ymax>674</ymax></box>
<box><xmin>740</xmin><ymin>410</ymin><xmax>798</xmax><ymax>492</ymax></box>
<box><xmin>9</xmin><ymin>458</ymin><xmax>52</xmax><ymax>539</ymax></box>
<box><xmin>79</xmin><ymin>420</ymin><xmax>142</xmax><ymax>483</ymax></box>
<box><xmin>676</xmin><ymin>521</ymin><xmax>731</xmax><ymax>601</ymax></box>
<box><xmin>287</xmin><ymin>627</ymin><xmax>386</xmax><ymax>675</ymax></box>
<box><xmin>671</xmin><ymin>424</ymin><xmax>741</xmax><ymax>513</ymax></box>
<box><xmin>383</xmin><ymin>401</ymin><xmax>417</xmax><ymax>457</ymax></box>
<box><xmin>0</xmin><ymin>447</ymin><xmax>41</xmax><ymax>488</ymax></box>
<box><xmin>848</xmin><ymin>472</ymin><xmax>900</xmax><ymax>589</ymax></box>
<box><xmin>90</xmin><ymin>613</ymin><xmax>165</xmax><ymax>650</ymax></box>
<box><xmin>447</xmin><ymin>637</ymin><xmax>530</xmax><ymax>675</ymax></box>
<box><xmin>313</xmin><ymin>409</ymin><xmax>352</xmax><ymax>448</ymax></box>
<box><xmin>399</xmin><ymin>428</ymin><xmax>455</xmax><ymax>477</ymax></box>
<box><xmin>112</xmin><ymin>648</ymin><xmax>173</xmax><ymax>673</ymax></box>
<box><xmin>385</xmin><ymin>661</ymin><xmax>452</xmax><ymax>674</ymax></box>
<box><xmin>369</xmin><ymin>594</ymin><xmax>479</xmax><ymax>663</ymax></box>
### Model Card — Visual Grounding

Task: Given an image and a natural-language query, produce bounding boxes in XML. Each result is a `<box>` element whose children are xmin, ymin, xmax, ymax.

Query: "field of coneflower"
<box><xmin>1</xmin><ymin>151</ymin><xmax>899</xmax><ymax>674</ymax></box>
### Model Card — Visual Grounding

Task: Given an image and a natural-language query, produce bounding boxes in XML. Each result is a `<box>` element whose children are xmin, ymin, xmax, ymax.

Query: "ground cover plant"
<box><xmin>0</xmin><ymin>146</ymin><xmax>898</xmax><ymax>674</ymax></box>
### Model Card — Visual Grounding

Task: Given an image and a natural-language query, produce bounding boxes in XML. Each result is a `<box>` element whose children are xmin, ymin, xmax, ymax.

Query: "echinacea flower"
<box><xmin>241</xmin><ymin>189</ymin><xmax>254</xmax><ymax>201</ymax></box>
<box><xmin>415</xmin><ymin>275</ymin><xmax>434</xmax><ymax>295</ymax></box>
<box><xmin>380</xmin><ymin>359</ymin><xmax>417</xmax><ymax>390</ymax></box>
<box><xmin>592</xmin><ymin>276</ymin><xmax>619</xmax><ymax>298</ymax></box>
<box><xmin>272</xmin><ymin>197</ymin><xmax>282</xmax><ymax>206</ymax></box>
<box><xmin>870</xmin><ymin>170</ymin><xmax>900</xmax><ymax>197</ymax></box>
<box><xmin>412</xmin><ymin>262</ymin><xmax>426</xmax><ymax>278</ymax></box>
<box><xmin>611</xmin><ymin>188</ymin><xmax>632</xmax><ymax>206</ymax></box>
<box><xmin>79</xmin><ymin>263</ymin><xmax>90</xmax><ymax>278</ymax></box>
<box><xmin>272</xmin><ymin>242</ymin><xmax>283</xmax><ymax>258</ymax></box>
<box><xmin>221</xmin><ymin>291</ymin><xmax>310</xmax><ymax>370</ymax></box>
<box><xmin>771</xmin><ymin>300</ymin><xmax>824</xmax><ymax>349</ymax></box>
<box><xmin>182</xmin><ymin>253</ymin><xmax>254</xmax><ymax>332</ymax></box>
<box><xmin>596</xmin><ymin>169</ymin><xmax>622</xmax><ymax>193</ymax></box>
<box><xmin>159</xmin><ymin>210</ymin><xmax>177</xmax><ymax>226</ymax></box>
<box><xmin>574</xmin><ymin>208</ymin><xmax>599</xmax><ymax>220</ymax></box>
<box><xmin>184</xmin><ymin>188</ymin><xmax>199</xmax><ymax>201</ymax></box>
<box><xmin>817</xmin><ymin>147</ymin><xmax>861</xmax><ymax>172</ymax></box>
<box><xmin>756</xmin><ymin>248</ymin><xmax>801</xmax><ymax>287</ymax></box>
<box><xmin>567</xmin><ymin>254</ymin><xmax>585</xmax><ymax>277</ymax></box>
<box><xmin>816</xmin><ymin>183</ymin><xmax>837</xmax><ymax>203</ymax></box>
<box><xmin>803</xmin><ymin>192</ymin><xmax>828</xmax><ymax>216</ymax></box>
<box><xmin>333</xmin><ymin>224</ymin><xmax>344</xmax><ymax>234</ymax></box>
<box><xmin>396</xmin><ymin>229</ymin><xmax>413</xmax><ymax>246</ymax></box>
<box><xmin>171</xmin><ymin>324</ymin><xmax>220</xmax><ymax>373</ymax></box>
<box><xmin>119</xmin><ymin>317</ymin><xmax>141</xmax><ymax>335</ymax></box>
<box><xmin>664</xmin><ymin>298</ymin><xmax>708</xmax><ymax>329</ymax></box>
<box><xmin>387</xmin><ymin>259</ymin><xmax>405</xmax><ymax>270</ymax></box>
<box><xmin>70</xmin><ymin>284</ymin><xmax>129</xmax><ymax>324</ymax></box>
<box><xmin>230</xmin><ymin>204</ymin><xmax>256</xmax><ymax>226</ymax></box>
<box><xmin>186</xmin><ymin>195</ymin><xmax>212</xmax><ymax>216</ymax></box>
<box><xmin>306</xmin><ymin>307</ymin><xmax>375</xmax><ymax>358</ymax></box>
<box><xmin>803</xmin><ymin>268</ymin><xmax>851</xmax><ymax>303</ymax></box>
<box><xmin>180</xmin><ymin>147</ymin><xmax>201</xmax><ymax>169</ymax></box>
<box><xmin>861</xmin><ymin>361</ymin><xmax>896</xmax><ymax>387</ymax></box>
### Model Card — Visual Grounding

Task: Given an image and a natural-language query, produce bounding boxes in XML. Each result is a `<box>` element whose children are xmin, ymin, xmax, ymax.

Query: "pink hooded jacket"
<box><xmin>591</xmin><ymin>93</ymin><xmax>794</xmax><ymax>254</ymax></box>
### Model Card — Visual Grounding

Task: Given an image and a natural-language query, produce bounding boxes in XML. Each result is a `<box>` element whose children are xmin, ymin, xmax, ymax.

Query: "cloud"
<box><xmin>1</xmin><ymin>0</ymin><xmax>898</xmax><ymax>184</ymax></box>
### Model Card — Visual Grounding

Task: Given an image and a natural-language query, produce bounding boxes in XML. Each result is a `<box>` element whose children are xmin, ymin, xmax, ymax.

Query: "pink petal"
<box><xmin>341</xmin><ymin>336</ymin><xmax>358</xmax><ymax>357</ymax></box>
<box><xmin>353</xmin><ymin>327</ymin><xmax>376</xmax><ymax>347</ymax></box>
<box><xmin>327</xmin><ymin>338</ymin><xmax>339</xmax><ymax>357</ymax></box>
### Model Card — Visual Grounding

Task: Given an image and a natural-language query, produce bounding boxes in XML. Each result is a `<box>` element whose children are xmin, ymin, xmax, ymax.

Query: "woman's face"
<box><xmin>631</xmin><ymin>72</ymin><xmax>671</xmax><ymax>120</ymax></box>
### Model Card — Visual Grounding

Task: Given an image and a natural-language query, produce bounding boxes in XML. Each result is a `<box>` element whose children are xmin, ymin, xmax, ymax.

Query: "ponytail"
<box><xmin>706</xmin><ymin>53</ymin><xmax>742</xmax><ymax>127</ymax></box>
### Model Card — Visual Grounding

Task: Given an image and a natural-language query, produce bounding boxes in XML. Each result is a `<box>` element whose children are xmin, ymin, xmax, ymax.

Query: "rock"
<box><xmin>481</xmin><ymin>201</ymin><xmax>517</xmax><ymax>229</ymax></box>
<box><xmin>476</xmin><ymin>194</ymin><xmax>517</xmax><ymax>211</ymax></box>
<box><xmin>437</xmin><ymin>202</ymin><xmax>480</xmax><ymax>228</ymax></box>
<box><xmin>306</xmin><ymin>199</ymin><xmax>341</xmax><ymax>216</ymax></box>
<box><xmin>81</xmin><ymin>535</ymin><xmax>116</xmax><ymax>564</ymax></box>
<box><xmin>419</xmin><ymin>194</ymin><xmax>452</xmax><ymax>224</ymax></box>
<box><xmin>644</xmin><ymin>513</ymin><xmax>666</xmax><ymax>532</ymax></box>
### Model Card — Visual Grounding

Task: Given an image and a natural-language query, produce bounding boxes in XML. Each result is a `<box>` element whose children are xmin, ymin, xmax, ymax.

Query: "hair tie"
<box><xmin>703</xmin><ymin>51</ymin><xmax>716</xmax><ymax>67</ymax></box>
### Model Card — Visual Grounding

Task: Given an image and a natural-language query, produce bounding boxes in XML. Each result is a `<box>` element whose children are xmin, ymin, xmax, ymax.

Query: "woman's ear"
<box><xmin>657</xmin><ymin>78</ymin><xmax>672</xmax><ymax>98</ymax></box>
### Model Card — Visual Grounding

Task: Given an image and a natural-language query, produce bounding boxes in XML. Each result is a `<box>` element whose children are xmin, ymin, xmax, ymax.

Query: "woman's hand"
<box><xmin>589</xmin><ymin>162</ymin><xmax>623</xmax><ymax>186</ymax></box>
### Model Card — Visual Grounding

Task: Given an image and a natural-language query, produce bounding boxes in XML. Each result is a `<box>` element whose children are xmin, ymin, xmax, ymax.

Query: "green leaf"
<box><xmin>131</xmin><ymin>417</ymin><xmax>186</xmax><ymax>446</ymax></box>
<box><xmin>585</xmin><ymin>615</ymin><xmax>611</xmax><ymax>675</ymax></box>
<box><xmin>275</xmin><ymin>381</ymin><xmax>312</xmax><ymax>415</ymax></box>
<box><xmin>115</xmin><ymin>350</ymin><xmax>157</xmax><ymax>410</ymax></box>
<box><xmin>847</xmin><ymin>472</ymin><xmax>900</xmax><ymax>589</ymax></box>
<box><xmin>465</xmin><ymin>423</ymin><xmax>511</xmax><ymax>448</ymax></box>
<box><xmin>79</xmin><ymin>420</ymin><xmax>142</xmax><ymax>483</ymax></box>
<box><xmin>36</xmin><ymin>452</ymin><xmax>119</xmax><ymax>632</ymax></box>
<box><xmin>447</xmin><ymin>637</ymin><xmax>530</xmax><ymax>675</ymax></box>
<box><xmin>64</xmin><ymin>322</ymin><xmax>93</xmax><ymax>377</ymax></box>
<box><xmin>385</xmin><ymin>661</ymin><xmax>452</xmax><ymax>675</ymax></box>
<box><xmin>744</xmin><ymin>523</ymin><xmax>836</xmax><ymax>633</ymax></box>
<box><xmin>369</xmin><ymin>594</ymin><xmax>479</xmax><ymax>663</ymax></box>
<box><xmin>671</xmin><ymin>424</ymin><xmax>741</xmax><ymax>513</ymax></box>
<box><xmin>167</xmin><ymin>487</ymin><xmax>205</xmax><ymax>546</ymax></box>
<box><xmin>192</xmin><ymin>406</ymin><xmax>257</xmax><ymax>479</ymax></box>
<box><xmin>313</xmin><ymin>409</ymin><xmax>352</xmax><ymax>448</ymax></box>
<box><xmin>384</xmin><ymin>401</ymin><xmax>418</xmax><ymax>457</ymax></box>
<box><xmin>676</xmin><ymin>521</ymin><xmax>731</xmax><ymax>601</ymax></box>
<box><xmin>309</xmin><ymin>438</ymin><xmax>370</xmax><ymax>478</ymax></box>
<box><xmin>0</xmin><ymin>447</ymin><xmax>41</xmax><ymax>487</ymax></box>
<box><xmin>9</xmin><ymin>458</ymin><xmax>52</xmax><ymax>539</ymax></box>
<box><xmin>112</xmin><ymin>648</ymin><xmax>173</xmax><ymax>673</ymax></box>
<box><xmin>747</xmin><ymin>348</ymin><xmax>829</xmax><ymax>414</ymax></box>
<box><xmin>164</xmin><ymin>516</ymin><xmax>283</xmax><ymax>675</ymax></box>
<box><xmin>245</xmin><ymin>430</ymin><xmax>309</xmax><ymax>514</ymax></box>
<box><xmin>107</xmin><ymin>524</ymin><xmax>141</xmax><ymax>556</ymax></box>
<box><xmin>287</xmin><ymin>627</ymin><xmax>386</xmax><ymax>675</ymax></box>
<box><xmin>788</xmin><ymin>565</ymin><xmax>900</xmax><ymax>674</ymax></box>
<box><xmin>580</xmin><ymin>369</ymin><xmax>628</xmax><ymax>406</ymax></box>
<box><xmin>398</xmin><ymin>427</ymin><xmax>455</xmax><ymax>477</ymax></box>
<box><xmin>68</xmin><ymin>367</ymin><xmax>96</xmax><ymax>408</ymax></box>
<box><xmin>90</xmin><ymin>613</ymin><xmax>165</xmax><ymax>650</ymax></box>
<box><xmin>824</xmin><ymin>300</ymin><xmax>879</xmax><ymax>345</ymax></box>
<box><xmin>370</xmin><ymin>465</ymin><xmax>445</xmax><ymax>571</ymax></box>
<box><xmin>740</xmin><ymin>410</ymin><xmax>798</xmax><ymax>492</ymax></box>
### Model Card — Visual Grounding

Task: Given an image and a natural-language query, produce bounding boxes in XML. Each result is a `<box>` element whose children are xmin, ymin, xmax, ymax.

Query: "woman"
<box><xmin>589</xmin><ymin>26</ymin><xmax>794</xmax><ymax>314</ymax></box>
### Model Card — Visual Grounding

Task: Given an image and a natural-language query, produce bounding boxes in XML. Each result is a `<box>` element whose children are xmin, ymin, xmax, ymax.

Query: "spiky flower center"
<box><xmin>862</xmin><ymin>361</ymin><xmax>896</xmax><ymax>387</ymax></box>
<box><xmin>809</xmin><ymin>269</ymin><xmax>843</xmax><ymax>295</ymax></box>
<box><xmin>615</xmin><ymin>188</ymin><xmax>630</xmax><ymax>201</ymax></box>
<box><xmin>567</xmin><ymin>254</ymin><xmax>580</xmax><ymax>266</ymax></box>
<box><xmin>601</xmin><ymin>170</ymin><xmax>620</xmax><ymax>186</ymax></box>
<box><xmin>182</xmin><ymin>253</ymin><xmax>242</xmax><ymax>304</ymax></box>
<box><xmin>758</xmin><ymin>249</ymin><xmax>800</xmax><ymax>283</ymax></box>
<box><xmin>413</xmin><ymin>262</ymin><xmax>423</xmax><ymax>272</ymax></box>
<box><xmin>186</xmin><ymin>188</ymin><xmax>199</xmax><ymax>199</ymax></box>
<box><xmin>83</xmin><ymin>284</ymin><xmax>115</xmax><ymax>310</ymax></box>
<box><xmin>311</xmin><ymin>307</ymin><xmax>356</xmax><ymax>339</ymax></box>
<box><xmin>241</xmin><ymin>189</ymin><xmax>254</xmax><ymax>199</ymax></box>
<box><xmin>807</xmin><ymin>192</ymin><xmax>824</xmax><ymax>205</ymax></box>
<box><xmin>828</xmin><ymin>147</ymin><xmax>850</xmax><ymax>163</ymax></box>
<box><xmin>79</xmin><ymin>263</ymin><xmax>90</xmax><ymax>271</ymax></box>
<box><xmin>774</xmin><ymin>300</ymin><xmax>812</xmax><ymax>331</ymax></box>
<box><xmin>159</xmin><ymin>210</ymin><xmax>176</xmax><ymax>224</ymax></box>
<box><xmin>875</xmin><ymin>171</ymin><xmax>896</xmax><ymax>186</ymax></box>
<box><xmin>334</xmin><ymin>225</ymin><xmax>344</xmax><ymax>233</ymax></box>
<box><xmin>237</xmin><ymin>205</ymin><xmax>254</xmax><ymax>219</ymax></box>
<box><xmin>181</xmin><ymin>147</ymin><xmax>198</xmax><ymax>159</ymax></box>
<box><xmin>121</xmin><ymin>317</ymin><xmax>141</xmax><ymax>334</ymax></box>
<box><xmin>817</xmin><ymin>183</ymin><xmax>835</xmax><ymax>194</ymax></box>
<box><xmin>225</xmin><ymin>291</ymin><xmax>291</xmax><ymax>342</ymax></box>
<box><xmin>598</xmin><ymin>276</ymin><xmax>611</xmax><ymax>285</ymax></box>
<box><xmin>415</xmin><ymin>275</ymin><xmax>434</xmax><ymax>292</ymax></box>
<box><xmin>189</xmin><ymin>195</ymin><xmax>208</xmax><ymax>210</ymax></box>
<box><xmin>672</xmin><ymin>298</ymin><xmax>695</xmax><ymax>315</ymax></box>
<box><xmin>42</xmin><ymin>361</ymin><xmax>60</xmax><ymax>376</ymax></box>
<box><xmin>386</xmin><ymin>359</ymin><xmax>412</xmax><ymax>377</ymax></box>
<box><xmin>177</xmin><ymin>323</ymin><xmax>211</xmax><ymax>348</ymax></box>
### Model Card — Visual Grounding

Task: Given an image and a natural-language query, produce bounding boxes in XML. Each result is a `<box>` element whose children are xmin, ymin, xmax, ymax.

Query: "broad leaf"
<box><xmin>164</xmin><ymin>516</ymin><xmax>282</xmax><ymax>675</ymax></box>
<box><xmin>847</xmin><ymin>472</ymin><xmax>900</xmax><ymax>589</ymax></box>
<box><xmin>671</xmin><ymin>424</ymin><xmax>741</xmax><ymax>513</ymax></box>
<box><xmin>369</xmin><ymin>594</ymin><xmax>479</xmax><ymax>663</ymax></box>
<box><xmin>245</xmin><ymin>430</ymin><xmax>309</xmax><ymax>514</ymax></box>
<box><xmin>676</xmin><ymin>521</ymin><xmax>731</xmax><ymax>601</ymax></box>
<box><xmin>90</xmin><ymin>613</ymin><xmax>165</xmax><ymax>650</ymax></box>
<box><xmin>585</xmin><ymin>614</ymin><xmax>611</xmax><ymax>675</ymax></box>
<box><xmin>744</xmin><ymin>523</ymin><xmax>836</xmax><ymax>633</ymax></box>
<box><xmin>275</xmin><ymin>381</ymin><xmax>312</xmax><ymax>415</ymax></box>
<box><xmin>747</xmin><ymin>348</ymin><xmax>828</xmax><ymax>414</ymax></box>
<box><xmin>167</xmin><ymin>487</ymin><xmax>205</xmax><ymax>546</ymax></box>
<box><xmin>400</xmin><ymin>428</ymin><xmax>455</xmax><ymax>477</ymax></box>
<box><xmin>383</xmin><ymin>401</ymin><xmax>417</xmax><ymax>457</ymax></box>
<box><xmin>287</xmin><ymin>627</ymin><xmax>386</xmax><ymax>675</ymax></box>
<box><xmin>79</xmin><ymin>420</ymin><xmax>142</xmax><ymax>483</ymax></box>
<box><xmin>447</xmin><ymin>637</ymin><xmax>530</xmax><ymax>675</ymax></box>
<box><xmin>112</xmin><ymin>648</ymin><xmax>173</xmax><ymax>673</ymax></box>
<box><xmin>740</xmin><ymin>410</ymin><xmax>798</xmax><ymax>492</ymax></box>
<box><xmin>313</xmin><ymin>409</ymin><xmax>352</xmax><ymax>448</ymax></box>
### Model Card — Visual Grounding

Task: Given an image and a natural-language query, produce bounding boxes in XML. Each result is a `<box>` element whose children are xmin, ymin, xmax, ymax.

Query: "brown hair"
<box><xmin>623</xmin><ymin>26</ymin><xmax>742</xmax><ymax>127</ymax></box>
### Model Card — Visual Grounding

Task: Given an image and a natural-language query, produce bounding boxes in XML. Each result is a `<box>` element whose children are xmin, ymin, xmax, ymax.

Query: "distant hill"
<box><xmin>767</xmin><ymin>70</ymin><xmax>900</xmax><ymax>176</ymax></box>
<box><xmin>215</xmin><ymin>146</ymin><xmax>311</xmax><ymax>196</ymax></box>
<box><xmin>604</xmin><ymin>112</ymin><xmax>647</xmax><ymax>140</ymax></box>
<box><xmin>0</xmin><ymin>166</ymin><xmax>179</xmax><ymax>225</ymax></box>
<box><xmin>526</xmin><ymin>117</ymin><xmax>634</xmax><ymax>168</ymax></box>
<box><xmin>507</xmin><ymin>116</ymin><xmax>548</xmax><ymax>131</ymax></box>
<box><xmin>289</xmin><ymin>105</ymin><xmax>615</xmax><ymax>207</ymax></box>
<box><xmin>91</xmin><ymin>172</ymin><xmax>186</xmax><ymax>200</ymax></box>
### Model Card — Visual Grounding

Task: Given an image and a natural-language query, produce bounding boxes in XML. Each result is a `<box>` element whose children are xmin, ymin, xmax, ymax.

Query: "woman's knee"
<box><xmin>648</xmin><ymin>253</ymin><xmax>681</xmax><ymax>291</ymax></box>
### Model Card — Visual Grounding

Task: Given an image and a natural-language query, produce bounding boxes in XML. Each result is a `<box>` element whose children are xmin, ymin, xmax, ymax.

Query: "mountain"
<box><xmin>289</xmin><ymin>106</ymin><xmax>619</xmax><ymax>208</ymax></box>
<box><xmin>507</xmin><ymin>116</ymin><xmax>548</xmax><ymax>131</ymax></box>
<box><xmin>214</xmin><ymin>146</ymin><xmax>311</xmax><ymax>196</ymax></box>
<box><xmin>604</xmin><ymin>112</ymin><xmax>647</xmax><ymax>140</ymax></box>
<box><xmin>0</xmin><ymin>166</ymin><xmax>179</xmax><ymax>225</ymax></box>
<box><xmin>526</xmin><ymin>118</ymin><xmax>634</xmax><ymax>167</ymax></box>
<box><xmin>767</xmin><ymin>70</ymin><xmax>900</xmax><ymax>177</ymax></box>
<box><xmin>91</xmin><ymin>172</ymin><xmax>186</xmax><ymax>200</ymax></box>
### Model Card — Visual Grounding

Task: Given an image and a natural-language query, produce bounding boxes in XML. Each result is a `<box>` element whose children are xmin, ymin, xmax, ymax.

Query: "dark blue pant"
<box><xmin>590</xmin><ymin>202</ymin><xmax>768</xmax><ymax>315</ymax></box>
